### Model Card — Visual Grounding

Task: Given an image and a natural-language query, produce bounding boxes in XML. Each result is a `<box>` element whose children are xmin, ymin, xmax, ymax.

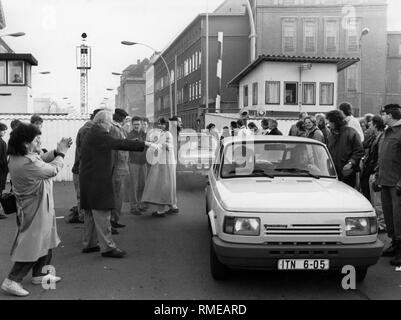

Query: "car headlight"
<box><xmin>346</xmin><ymin>217</ymin><xmax>377</xmax><ymax>236</ymax></box>
<box><xmin>224</xmin><ymin>217</ymin><xmax>260</xmax><ymax>236</ymax></box>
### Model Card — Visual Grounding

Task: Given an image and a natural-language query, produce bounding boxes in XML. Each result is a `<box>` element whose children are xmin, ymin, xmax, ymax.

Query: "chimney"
<box><xmin>137</xmin><ymin>59</ymin><xmax>140</xmax><ymax>65</ymax></box>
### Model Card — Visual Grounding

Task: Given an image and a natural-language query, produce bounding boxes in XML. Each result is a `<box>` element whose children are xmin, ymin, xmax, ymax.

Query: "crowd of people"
<box><xmin>0</xmin><ymin>110</ymin><xmax>182</xmax><ymax>297</ymax></box>
<box><xmin>0</xmin><ymin>101</ymin><xmax>400</xmax><ymax>297</ymax></box>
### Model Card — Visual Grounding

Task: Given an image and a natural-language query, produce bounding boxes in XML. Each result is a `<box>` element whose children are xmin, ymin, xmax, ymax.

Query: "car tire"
<box><xmin>210</xmin><ymin>240</ymin><xmax>229</xmax><ymax>281</ymax></box>
<box><xmin>356</xmin><ymin>268</ymin><xmax>368</xmax><ymax>283</ymax></box>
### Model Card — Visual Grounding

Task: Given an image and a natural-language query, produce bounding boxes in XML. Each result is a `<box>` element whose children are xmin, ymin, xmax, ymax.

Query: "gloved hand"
<box><xmin>396</xmin><ymin>181</ymin><xmax>401</xmax><ymax>196</ymax></box>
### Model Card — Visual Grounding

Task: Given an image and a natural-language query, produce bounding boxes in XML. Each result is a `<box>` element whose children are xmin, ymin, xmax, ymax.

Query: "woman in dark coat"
<box><xmin>0</xmin><ymin>123</ymin><xmax>8</xmax><ymax>219</ymax></box>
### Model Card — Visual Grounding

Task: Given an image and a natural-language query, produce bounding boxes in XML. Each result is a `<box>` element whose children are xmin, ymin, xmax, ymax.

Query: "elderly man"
<box><xmin>80</xmin><ymin>110</ymin><xmax>152</xmax><ymax>258</ymax></box>
<box><xmin>376</xmin><ymin>104</ymin><xmax>401</xmax><ymax>266</ymax></box>
<box><xmin>109</xmin><ymin>109</ymin><xmax>130</xmax><ymax>232</ymax></box>
<box><xmin>69</xmin><ymin>109</ymin><xmax>102</xmax><ymax>224</ymax></box>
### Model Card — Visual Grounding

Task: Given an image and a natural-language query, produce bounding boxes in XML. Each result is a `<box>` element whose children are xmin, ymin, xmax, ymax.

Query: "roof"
<box><xmin>0</xmin><ymin>53</ymin><xmax>38</xmax><ymax>65</ymax></box>
<box><xmin>228</xmin><ymin>55</ymin><xmax>360</xmax><ymax>87</ymax></box>
<box><xmin>221</xmin><ymin>136</ymin><xmax>325</xmax><ymax>147</ymax></box>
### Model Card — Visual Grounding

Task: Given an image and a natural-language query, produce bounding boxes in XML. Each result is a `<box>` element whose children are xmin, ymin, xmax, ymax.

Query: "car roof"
<box><xmin>221</xmin><ymin>136</ymin><xmax>325</xmax><ymax>147</ymax></box>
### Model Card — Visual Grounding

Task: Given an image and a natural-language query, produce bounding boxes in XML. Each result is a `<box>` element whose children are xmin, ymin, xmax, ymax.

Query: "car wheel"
<box><xmin>210</xmin><ymin>239</ymin><xmax>229</xmax><ymax>281</ymax></box>
<box><xmin>356</xmin><ymin>268</ymin><xmax>368</xmax><ymax>283</ymax></box>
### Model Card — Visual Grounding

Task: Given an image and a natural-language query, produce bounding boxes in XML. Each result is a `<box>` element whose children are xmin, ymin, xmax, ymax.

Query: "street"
<box><xmin>0</xmin><ymin>173</ymin><xmax>400</xmax><ymax>300</ymax></box>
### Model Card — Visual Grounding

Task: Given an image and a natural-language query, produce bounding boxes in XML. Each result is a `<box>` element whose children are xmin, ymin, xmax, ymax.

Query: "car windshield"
<box><xmin>221</xmin><ymin>141</ymin><xmax>337</xmax><ymax>179</ymax></box>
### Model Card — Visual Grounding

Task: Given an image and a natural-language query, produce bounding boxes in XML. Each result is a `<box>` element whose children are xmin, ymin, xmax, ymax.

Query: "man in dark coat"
<box><xmin>68</xmin><ymin>109</ymin><xmax>102</xmax><ymax>224</ymax></box>
<box><xmin>326</xmin><ymin>110</ymin><xmax>364</xmax><ymax>188</ymax></box>
<box><xmin>376</xmin><ymin>104</ymin><xmax>401</xmax><ymax>266</ymax></box>
<box><xmin>0</xmin><ymin>123</ymin><xmax>8</xmax><ymax>219</ymax></box>
<box><xmin>80</xmin><ymin>110</ymin><xmax>152</xmax><ymax>258</ymax></box>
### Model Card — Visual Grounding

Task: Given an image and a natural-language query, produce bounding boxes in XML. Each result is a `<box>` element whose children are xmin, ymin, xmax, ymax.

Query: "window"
<box><xmin>189</xmin><ymin>83</ymin><xmax>193</xmax><ymax>101</ymax></box>
<box><xmin>320</xmin><ymin>83</ymin><xmax>334</xmax><ymax>105</ymax></box>
<box><xmin>284</xmin><ymin>82</ymin><xmax>298</xmax><ymax>105</ymax></box>
<box><xmin>346</xmin><ymin>18</ymin><xmax>361</xmax><ymax>53</ymax></box>
<box><xmin>302</xmin><ymin>83</ymin><xmax>316</xmax><ymax>105</ymax></box>
<box><xmin>399</xmin><ymin>71</ymin><xmax>401</xmax><ymax>93</ymax></box>
<box><xmin>184</xmin><ymin>60</ymin><xmax>188</xmax><ymax>76</ymax></box>
<box><xmin>347</xmin><ymin>64</ymin><xmax>358</xmax><ymax>91</ymax></box>
<box><xmin>195</xmin><ymin>52</ymin><xmax>198</xmax><ymax>70</ymax></box>
<box><xmin>252</xmin><ymin>82</ymin><xmax>258</xmax><ymax>105</ymax></box>
<box><xmin>0</xmin><ymin>61</ymin><xmax>5</xmax><ymax>85</ymax></box>
<box><xmin>282</xmin><ymin>18</ymin><xmax>297</xmax><ymax>54</ymax></box>
<box><xmin>243</xmin><ymin>85</ymin><xmax>249</xmax><ymax>107</ymax></box>
<box><xmin>303</xmin><ymin>19</ymin><xmax>317</xmax><ymax>54</ymax></box>
<box><xmin>171</xmin><ymin>70</ymin><xmax>175</xmax><ymax>83</ymax></box>
<box><xmin>265</xmin><ymin>81</ymin><xmax>280</xmax><ymax>104</ymax></box>
<box><xmin>8</xmin><ymin>61</ymin><xmax>25</xmax><ymax>85</ymax></box>
<box><xmin>324</xmin><ymin>19</ymin><xmax>339</xmax><ymax>54</ymax></box>
<box><xmin>199</xmin><ymin>51</ymin><xmax>202</xmax><ymax>66</ymax></box>
<box><xmin>192</xmin><ymin>53</ymin><xmax>196</xmax><ymax>71</ymax></box>
<box><xmin>199</xmin><ymin>80</ymin><xmax>202</xmax><ymax>97</ymax></box>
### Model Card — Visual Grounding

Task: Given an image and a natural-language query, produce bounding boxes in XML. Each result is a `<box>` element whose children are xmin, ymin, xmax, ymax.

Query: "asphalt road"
<box><xmin>0</xmin><ymin>174</ymin><xmax>400</xmax><ymax>300</ymax></box>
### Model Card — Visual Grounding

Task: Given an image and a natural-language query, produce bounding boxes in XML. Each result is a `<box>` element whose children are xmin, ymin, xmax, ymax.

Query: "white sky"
<box><xmin>2</xmin><ymin>0</ymin><xmax>401</xmax><ymax>113</ymax></box>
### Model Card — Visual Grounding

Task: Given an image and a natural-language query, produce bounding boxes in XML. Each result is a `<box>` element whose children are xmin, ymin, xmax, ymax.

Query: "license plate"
<box><xmin>278</xmin><ymin>259</ymin><xmax>330</xmax><ymax>271</ymax></box>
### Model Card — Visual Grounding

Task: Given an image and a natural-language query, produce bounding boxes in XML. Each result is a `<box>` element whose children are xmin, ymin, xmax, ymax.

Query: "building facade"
<box><xmin>251</xmin><ymin>0</ymin><xmax>388</xmax><ymax>116</ymax></box>
<box><xmin>153</xmin><ymin>9</ymin><xmax>251</xmax><ymax>129</ymax></box>
<box><xmin>386</xmin><ymin>32</ymin><xmax>401</xmax><ymax>106</ymax></box>
<box><xmin>116</xmin><ymin>59</ymin><xmax>149</xmax><ymax>117</ymax></box>
<box><xmin>229</xmin><ymin>55</ymin><xmax>358</xmax><ymax>118</ymax></box>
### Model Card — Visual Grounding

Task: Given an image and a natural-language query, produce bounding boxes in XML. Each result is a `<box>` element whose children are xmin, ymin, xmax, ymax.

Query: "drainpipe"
<box><xmin>246</xmin><ymin>0</ymin><xmax>257</xmax><ymax>62</ymax></box>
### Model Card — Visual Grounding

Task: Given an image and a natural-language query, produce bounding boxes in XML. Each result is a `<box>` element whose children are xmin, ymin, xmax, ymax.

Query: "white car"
<box><xmin>206</xmin><ymin>136</ymin><xmax>383</xmax><ymax>282</ymax></box>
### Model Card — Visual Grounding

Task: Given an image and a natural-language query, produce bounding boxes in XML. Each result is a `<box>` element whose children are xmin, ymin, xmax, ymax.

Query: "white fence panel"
<box><xmin>205</xmin><ymin>113</ymin><xmax>297</xmax><ymax>136</ymax></box>
<box><xmin>0</xmin><ymin>114</ymin><xmax>89</xmax><ymax>182</ymax></box>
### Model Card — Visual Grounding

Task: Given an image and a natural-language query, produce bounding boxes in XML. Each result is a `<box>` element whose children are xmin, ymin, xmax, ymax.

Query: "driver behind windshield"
<box><xmin>285</xmin><ymin>145</ymin><xmax>319</xmax><ymax>173</ymax></box>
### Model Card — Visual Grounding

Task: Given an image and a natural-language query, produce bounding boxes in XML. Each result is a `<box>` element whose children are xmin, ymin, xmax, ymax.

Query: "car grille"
<box><xmin>264</xmin><ymin>224</ymin><xmax>342</xmax><ymax>236</ymax></box>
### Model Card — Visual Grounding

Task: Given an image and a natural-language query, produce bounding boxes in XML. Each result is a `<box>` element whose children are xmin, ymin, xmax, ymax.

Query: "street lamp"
<box><xmin>0</xmin><ymin>32</ymin><xmax>26</xmax><ymax>38</ymax></box>
<box><xmin>121</xmin><ymin>40</ymin><xmax>173</xmax><ymax>118</ymax></box>
<box><xmin>359</xmin><ymin>27</ymin><xmax>370</xmax><ymax>117</ymax></box>
<box><xmin>112</xmin><ymin>72</ymin><xmax>122</xmax><ymax>76</ymax></box>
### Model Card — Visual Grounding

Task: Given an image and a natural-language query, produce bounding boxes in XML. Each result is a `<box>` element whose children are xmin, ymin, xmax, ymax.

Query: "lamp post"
<box><xmin>359</xmin><ymin>27</ymin><xmax>369</xmax><ymax>117</ymax></box>
<box><xmin>121</xmin><ymin>41</ymin><xmax>173</xmax><ymax>118</ymax></box>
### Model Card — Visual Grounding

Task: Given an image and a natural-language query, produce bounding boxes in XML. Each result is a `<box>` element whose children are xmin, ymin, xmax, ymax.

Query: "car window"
<box><xmin>221</xmin><ymin>142</ymin><xmax>337</xmax><ymax>179</ymax></box>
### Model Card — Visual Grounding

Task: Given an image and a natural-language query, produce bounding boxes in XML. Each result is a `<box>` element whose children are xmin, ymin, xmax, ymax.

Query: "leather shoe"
<box><xmin>167</xmin><ymin>207</ymin><xmax>179</xmax><ymax>214</ymax></box>
<box><xmin>111</xmin><ymin>228</ymin><xmax>119</xmax><ymax>235</ymax></box>
<box><xmin>101</xmin><ymin>248</ymin><xmax>127</xmax><ymax>258</ymax></box>
<box><xmin>82</xmin><ymin>246</ymin><xmax>101</xmax><ymax>254</ymax></box>
<box><xmin>111</xmin><ymin>221</ymin><xmax>125</xmax><ymax>228</ymax></box>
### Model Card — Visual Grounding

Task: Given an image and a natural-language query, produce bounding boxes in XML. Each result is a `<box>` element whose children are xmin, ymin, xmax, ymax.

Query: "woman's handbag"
<box><xmin>0</xmin><ymin>185</ymin><xmax>17</xmax><ymax>215</ymax></box>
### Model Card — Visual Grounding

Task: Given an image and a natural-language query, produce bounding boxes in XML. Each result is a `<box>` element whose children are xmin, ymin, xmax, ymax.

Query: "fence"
<box><xmin>205</xmin><ymin>113</ymin><xmax>297</xmax><ymax>136</ymax></box>
<box><xmin>0</xmin><ymin>114</ymin><xmax>89</xmax><ymax>182</ymax></box>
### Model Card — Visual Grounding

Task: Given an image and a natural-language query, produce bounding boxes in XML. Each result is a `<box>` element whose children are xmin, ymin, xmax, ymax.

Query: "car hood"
<box><xmin>215</xmin><ymin>178</ymin><xmax>373</xmax><ymax>213</ymax></box>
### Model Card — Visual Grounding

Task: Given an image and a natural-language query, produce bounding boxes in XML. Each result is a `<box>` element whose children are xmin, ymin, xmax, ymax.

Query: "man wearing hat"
<box><xmin>109</xmin><ymin>108</ymin><xmax>130</xmax><ymax>232</ymax></box>
<box><xmin>376</xmin><ymin>104</ymin><xmax>401</xmax><ymax>267</ymax></box>
<box><xmin>69</xmin><ymin>108</ymin><xmax>103</xmax><ymax>223</ymax></box>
